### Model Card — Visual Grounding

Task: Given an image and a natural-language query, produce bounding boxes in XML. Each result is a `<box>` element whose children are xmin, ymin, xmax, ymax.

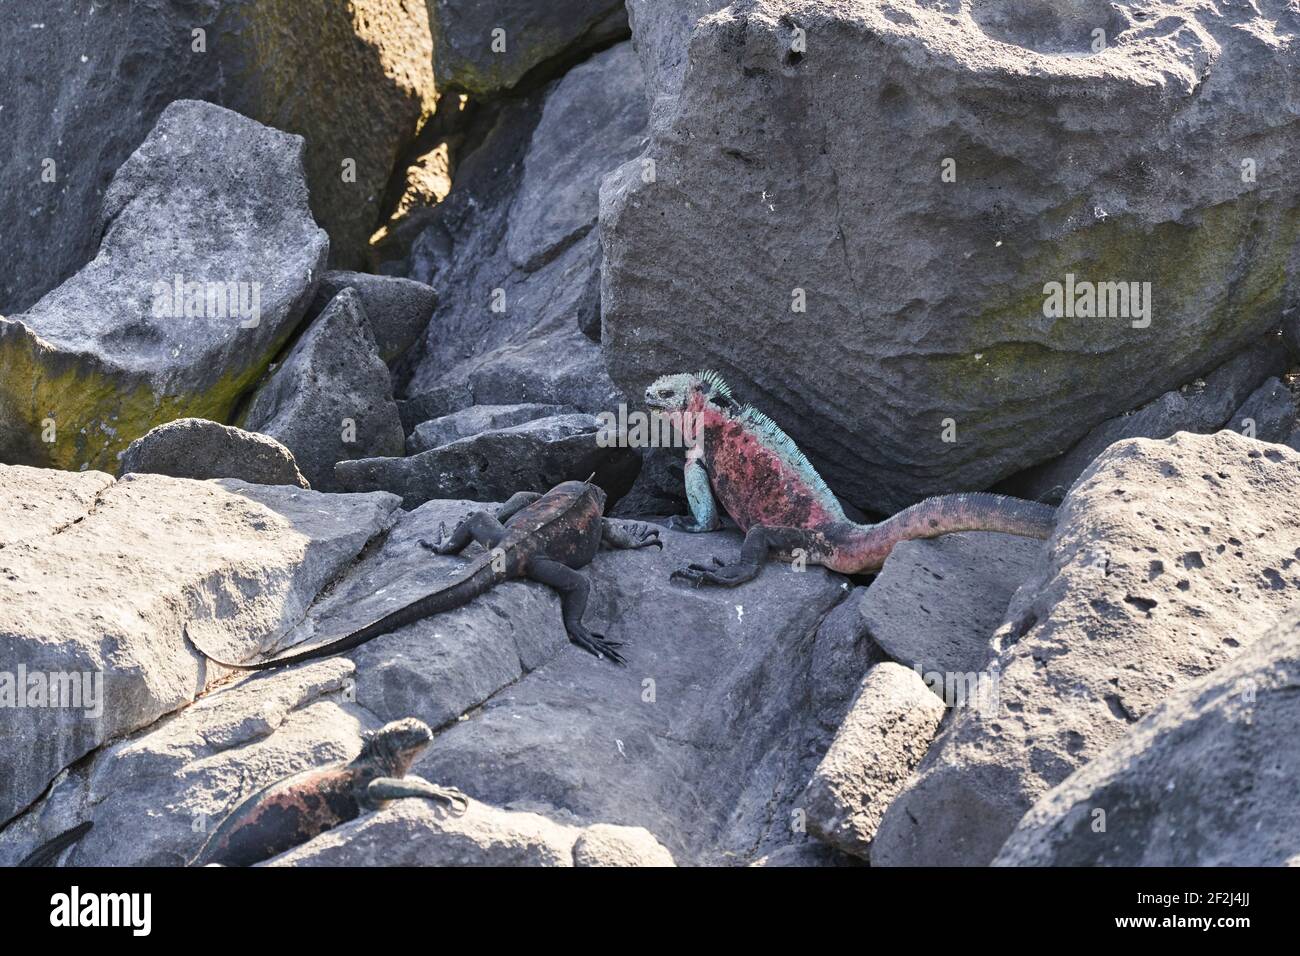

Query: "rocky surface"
<box><xmin>1227</xmin><ymin>377</ymin><xmax>1297</xmax><ymax>445</ymax></box>
<box><xmin>0</xmin><ymin>493</ymin><xmax>864</xmax><ymax>866</ymax></box>
<box><xmin>0</xmin><ymin>101</ymin><xmax>328</xmax><ymax>472</ymax></box>
<box><xmin>336</xmin><ymin>413</ymin><xmax>639</xmax><ymax>508</ymax></box>
<box><xmin>0</xmin><ymin>465</ymin><xmax>115</xmax><ymax>546</ymax></box>
<box><xmin>626</xmin><ymin>0</ymin><xmax>730</xmax><ymax>130</ymax></box>
<box><xmin>428</xmin><ymin>0</ymin><xmax>628</xmax><ymax>95</ymax></box>
<box><xmin>602</xmin><ymin>0</ymin><xmax>1300</xmax><ymax>513</ymax></box>
<box><xmin>0</xmin><ymin>467</ymin><xmax>399</xmax><ymax>827</ymax></box>
<box><xmin>859</xmin><ymin>532</ymin><xmax>1044</xmax><ymax>684</ymax></box>
<box><xmin>1008</xmin><ymin>340</ymin><xmax>1287</xmax><ymax>503</ymax></box>
<box><xmin>400</xmin><ymin>42</ymin><xmax>647</xmax><ymax>418</ymax></box>
<box><xmin>608</xmin><ymin>447</ymin><xmax>689</xmax><ymax>519</ymax></box>
<box><xmin>0</xmin><ymin>1</ymin><xmax>433</xmax><ymax>313</ymax></box>
<box><xmin>872</xmin><ymin>431</ymin><xmax>1300</xmax><ymax>866</ymax></box>
<box><xmin>119</xmin><ymin>418</ymin><xmax>309</xmax><ymax>489</ymax></box>
<box><xmin>801</xmin><ymin>663</ymin><xmax>946</xmax><ymax>860</ymax></box>
<box><xmin>243</xmin><ymin>288</ymin><xmax>405</xmax><ymax>492</ymax></box>
<box><xmin>407</xmin><ymin>403</ymin><xmax>576</xmax><ymax>455</ymax></box>
<box><xmin>406</xmin><ymin>526</ymin><xmax>855</xmax><ymax>864</ymax></box>
<box><xmin>4</xmin><ymin>0</ymin><xmax>1300</xmax><ymax>874</ymax></box>
<box><xmin>310</xmin><ymin>272</ymin><xmax>437</xmax><ymax>369</ymax></box>
<box><xmin>996</xmin><ymin>608</ymin><xmax>1300</xmax><ymax>867</ymax></box>
<box><xmin>267</xmin><ymin>801</ymin><xmax>674</xmax><ymax>867</ymax></box>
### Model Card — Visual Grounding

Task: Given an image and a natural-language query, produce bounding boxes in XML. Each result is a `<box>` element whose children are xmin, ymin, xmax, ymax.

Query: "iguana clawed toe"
<box><xmin>647</xmin><ymin>371</ymin><xmax>1056</xmax><ymax>585</ymax></box>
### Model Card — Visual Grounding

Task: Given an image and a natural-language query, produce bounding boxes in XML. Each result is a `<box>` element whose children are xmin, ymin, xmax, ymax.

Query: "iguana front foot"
<box><xmin>419</xmin><ymin>521</ymin><xmax>467</xmax><ymax>555</ymax></box>
<box><xmin>671</xmin><ymin>555</ymin><xmax>760</xmax><ymax>588</ymax></box>
<box><xmin>367</xmin><ymin>776</ymin><xmax>470</xmax><ymax>816</ymax></box>
<box><xmin>601</xmin><ymin>519</ymin><xmax>664</xmax><ymax>550</ymax></box>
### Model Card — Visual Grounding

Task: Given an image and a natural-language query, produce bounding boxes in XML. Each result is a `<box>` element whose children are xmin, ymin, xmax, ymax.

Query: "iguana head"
<box><xmin>645</xmin><ymin>370</ymin><xmax>733</xmax><ymax>413</ymax></box>
<box><xmin>360</xmin><ymin>717</ymin><xmax>434</xmax><ymax>777</ymax></box>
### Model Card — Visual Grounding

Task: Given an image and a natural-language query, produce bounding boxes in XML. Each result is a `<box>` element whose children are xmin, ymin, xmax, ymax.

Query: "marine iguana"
<box><xmin>192</xmin><ymin>718</ymin><xmax>465</xmax><ymax>866</ymax></box>
<box><xmin>190</xmin><ymin>480</ymin><xmax>661</xmax><ymax>669</ymax></box>
<box><xmin>644</xmin><ymin>371</ymin><xmax>1055</xmax><ymax>585</ymax></box>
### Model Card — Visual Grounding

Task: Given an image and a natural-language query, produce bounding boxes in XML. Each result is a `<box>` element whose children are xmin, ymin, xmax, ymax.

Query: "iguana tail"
<box><xmin>836</xmin><ymin>492</ymin><xmax>1055</xmax><ymax>573</ymax></box>
<box><xmin>191</xmin><ymin>559</ymin><xmax>502</xmax><ymax>671</ymax></box>
<box><xmin>19</xmin><ymin>821</ymin><xmax>93</xmax><ymax>867</ymax></box>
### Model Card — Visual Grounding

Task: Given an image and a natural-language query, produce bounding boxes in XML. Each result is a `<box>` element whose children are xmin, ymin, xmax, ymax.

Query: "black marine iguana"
<box><xmin>192</xmin><ymin>718</ymin><xmax>465</xmax><ymax>866</ymax></box>
<box><xmin>190</xmin><ymin>480</ymin><xmax>661</xmax><ymax>669</ymax></box>
<box><xmin>644</xmin><ymin>371</ymin><xmax>1056</xmax><ymax>585</ymax></box>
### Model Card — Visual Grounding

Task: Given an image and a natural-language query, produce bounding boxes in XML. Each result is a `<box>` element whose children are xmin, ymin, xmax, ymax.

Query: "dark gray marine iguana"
<box><xmin>643</xmin><ymin>371</ymin><xmax>1056</xmax><ymax>585</ymax></box>
<box><xmin>192</xmin><ymin>718</ymin><xmax>465</xmax><ymax>866</ymax></box>
<box><xmin>189</xmin><ymin>480</ymin><xmax>662</xmax><ymax>670</ymax></box>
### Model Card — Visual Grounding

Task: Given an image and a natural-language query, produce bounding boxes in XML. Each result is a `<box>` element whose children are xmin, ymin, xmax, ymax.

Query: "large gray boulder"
<box><xmin>872</xmin><ymin>431</ymin><xmax>1300</xmax><ymax>866</ymax></box>
<box><xmin>243</xmin><ymin>288</ymin><xmax>405</xmax><ymax>492</ymax></box>
<box><xmin>0</xmin><ymin>468</ymin><xmax>399</xmax><ymax>827</ymax></box>
<box><xmin>119</xmin><ymin>418</ymin><xmax>309</xmax><ymax>489</ymax></box>
<box><xmin>401</xmin><ymin>42</ymin><xmax>648</xmax><ymax>418</ymax></box>
<box><xmin>801</xmin><ymin>663</ymin><xmax>946</xmax><ymax>860</ymax></box>
<box><xmin>0</xmin><ymin>1</ymin><xmax>434</xmax><ymax>312</ymax></box>
<box><xmin>428</xmin><ymin>0</ymin><xmax>628</xmax><ymax>94</ymax></box>
<box><xmin>601</xmin><ymin>0</ymin><xmax>1300</xmax><ymax>513</ymax></box>
<box><xmin>0</xmin><ymin>100</ymin><xmax>328</xmax><ymax>472</ymax></box>
<box><xmin>996</xmin><ymin>609</ymin><xmax>1300</xmax><ymax>867</ymax></box>
<box><xmin>860</xmin><ymin>532</ymin><xmax>1044</xmax><ymax>685</ymax></box>
<box><xmin>335</xmin><ymin>414</ymin><xmax>639</xmax><ymax>508</ymax></box>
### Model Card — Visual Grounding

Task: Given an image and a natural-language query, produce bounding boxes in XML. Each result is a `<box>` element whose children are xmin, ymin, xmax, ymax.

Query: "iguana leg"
<box><xmin>420</xmin><ymin>511</ymin><xmax>506</xmax><ymax>555</ymax></box>
<box><xmin>600</xmin><ymin>519</ymin><xmax>663</xmax><ymax>550</ymax></box>
<box><xmin>496</xmin><ymin>491</ymin><xmax>543</xmax><ymax>522</ymax></box>
<box><xmin>526</xmin><ymin>558</ymin><xmax>626</xmax><ymax>665</ymax></box>
<box><xmin>367</xmin><ymin>776</ymin><xmax>470</xmax><ymax>815</ymax></box>
<box><xmin>666</xmin><ymin>455</ymin><xmax>721</xmax><ymax>533</ymax></box>
<box><xmin>672</xmin><ymin>526</ymin><xmax>819</xmax><ymax>587</ymax></box>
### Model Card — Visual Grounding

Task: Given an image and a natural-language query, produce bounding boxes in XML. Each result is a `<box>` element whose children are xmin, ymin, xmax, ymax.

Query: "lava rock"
<box><xmin>0</xmin><ymin>1</ymin><xmax>434</xmax><ymax>311</ymax></box>
<box><xmin>119</xmin><ymin>418</ymin><xmax>309</xmax><ymax>489</ymax></box>
<box><xmin>0</xmin><ymin>101</ymin><xmax>328</xmax><ymax>471</ymax></box>
<box><xmin>243</xmin><ymin>288</ymin><xmax>405</xmax><ymax>492</ymax></box>
<box><xmin>428</xmin><ymin>0</ymin><xmax>628</xmax><ymax>94</ymax></box>
<box><xmin>860</xmin><ymin>532</ymin><xmax>1045</xmax><ymax>683</ymax></box>
<box><xmin>601</xmin><ymin>0</ymin><xmax>1300</xmax><ymax>512</ymax></box>
<box><xmin>996</xmin><ymin>608</ymin><xmax>1300</xmax><ymax>867</ymax></box>
<box><xmin>335</xmin><ymin>414</ymin><xmax>639</xmax><ymax>508</ymax></box>
<box><xmin>407</xmin><ymin>403</ymin><xmax>577</xmax><ymax>455</ymax></box>
<box><xmin>872</xmin><ymin>431</ymin><xmax>1300</xmax><ymax>866</ymax></box>
<box><xmin>310</xmin><ymin>272</ymin><xmax>436</xmax><ymax>367</ymax></box>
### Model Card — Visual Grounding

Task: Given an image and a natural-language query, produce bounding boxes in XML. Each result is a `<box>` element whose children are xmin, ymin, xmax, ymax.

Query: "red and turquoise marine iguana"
<box><xmin>644</xmin><ymin>371</ymin><xmax>1055</xmax><ymax>585</ymax></box>
<box><xmin>189</xmin><ymin>480</ymin><xmax>661</xmax><ymax>669</ymax></box>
